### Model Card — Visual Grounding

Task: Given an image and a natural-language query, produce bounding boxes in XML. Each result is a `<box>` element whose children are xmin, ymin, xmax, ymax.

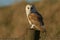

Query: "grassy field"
<box><xmin>0</xmin><ymin>0</ymin><xmax>60</xmax><ymax>40</ymax></box>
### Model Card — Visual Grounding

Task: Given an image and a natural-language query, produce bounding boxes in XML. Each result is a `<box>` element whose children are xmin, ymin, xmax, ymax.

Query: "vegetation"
<box><xmin>0</xmin><ymin>0</ymin><xmax>60</xmax><ymax>40</ymax></box>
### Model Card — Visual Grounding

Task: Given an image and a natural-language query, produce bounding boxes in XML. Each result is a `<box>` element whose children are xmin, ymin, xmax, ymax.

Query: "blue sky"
<box><xmin>0</xmin><ymin>0</ymin><xmax>40</xmax><ymax>7</ymax></box>
<box><xmin>26</xmin><ymin>0</ymin><xmax>40</xmax><ymax>3</ymax></box>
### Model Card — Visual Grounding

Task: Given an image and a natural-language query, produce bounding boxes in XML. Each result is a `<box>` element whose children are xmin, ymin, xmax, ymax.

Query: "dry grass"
<box><xmin>0</xmin><ymin>0</ymin><xmax>60</xmax><ymax>40</ymax></box>
<box><xmin>35</xmin><ymin>0</ymin><xmax>60</xmax><ymax>40</ymax></box>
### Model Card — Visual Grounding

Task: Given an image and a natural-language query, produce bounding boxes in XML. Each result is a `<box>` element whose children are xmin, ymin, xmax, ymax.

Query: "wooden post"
<box><xmin>34</xmin><ymin>30</ymin><xmax>40</xmax><ymax>40</ymax></box>
<box><xmin>25</xmin><ymin>29</ymin><xmax>40</xmax><ymax>40</ymax></box>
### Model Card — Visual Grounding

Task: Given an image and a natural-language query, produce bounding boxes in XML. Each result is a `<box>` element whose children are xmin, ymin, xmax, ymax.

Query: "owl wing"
<box><xmin>28</xmin><ymin>13</ymin><xmax>45</xmax><ymax>31</ymax></box>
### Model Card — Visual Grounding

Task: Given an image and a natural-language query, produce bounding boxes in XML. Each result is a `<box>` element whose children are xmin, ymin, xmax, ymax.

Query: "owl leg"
<box><xmin>30</xmin><ymin>24</ymin><xmax>35</xmax><ymax>29</ymax></box>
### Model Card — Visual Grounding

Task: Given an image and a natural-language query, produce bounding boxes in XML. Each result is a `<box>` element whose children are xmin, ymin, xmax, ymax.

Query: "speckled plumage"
<box><xmin>25</xmin><ymin>4</ymin><xmax>46</xmax><ymax>32</ymax></box>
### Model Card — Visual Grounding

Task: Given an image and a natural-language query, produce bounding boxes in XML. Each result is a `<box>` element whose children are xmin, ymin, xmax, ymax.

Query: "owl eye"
<box><xmin>28</xmin><ymin>7</ymin><xmax>29</xmax><ymax>9</ymax></box>
<box><xmin>31</xmin><ymin>7</ymin><xmax>33</xmax><ymax>9</ymax></box>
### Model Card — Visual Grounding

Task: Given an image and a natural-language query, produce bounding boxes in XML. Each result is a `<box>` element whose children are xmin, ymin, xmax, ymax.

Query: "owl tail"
<box><xmin>41</xmin><ymin>25</ymin><xmax>46</xmax><ymax>32</ymax></box>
